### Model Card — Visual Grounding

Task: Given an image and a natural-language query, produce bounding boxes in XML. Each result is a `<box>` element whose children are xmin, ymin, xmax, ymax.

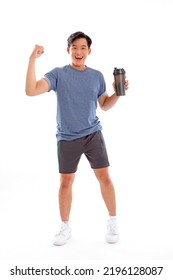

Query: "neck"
<box><xmin>70</xmin><ymin>63</ymin><xmax>86</xmax><ymax>71</ymax></box>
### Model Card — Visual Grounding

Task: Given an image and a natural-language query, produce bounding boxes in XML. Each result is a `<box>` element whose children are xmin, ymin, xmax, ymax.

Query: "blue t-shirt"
<box><xmin>43</xmin><ymin>65</ymin><xmax>107</xmax><ymax>141</ymax></box>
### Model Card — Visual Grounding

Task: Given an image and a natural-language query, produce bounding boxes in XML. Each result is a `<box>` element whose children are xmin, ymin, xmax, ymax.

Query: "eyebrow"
<box><xmin>71</xmin><ymin>44</ymin><xmax>87</xmax><ymax>47</ymax></box>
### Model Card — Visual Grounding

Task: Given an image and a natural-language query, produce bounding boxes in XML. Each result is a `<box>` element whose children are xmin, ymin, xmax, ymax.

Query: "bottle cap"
<box><xmin>113</xmin><ymin>68</ymin><xmax>126</xmax><ymax>75</ymax></box>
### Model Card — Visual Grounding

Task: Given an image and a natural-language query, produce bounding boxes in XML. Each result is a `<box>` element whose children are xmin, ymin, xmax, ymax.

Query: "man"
<box><xmin>25</xmin><ymin>31</ymin><xmax>129</xmax><ymax>246</ymax></box>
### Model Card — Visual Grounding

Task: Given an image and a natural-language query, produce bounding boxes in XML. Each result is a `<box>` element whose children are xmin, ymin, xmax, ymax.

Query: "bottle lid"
<box><xmin>113</xmin><ymin>67</ymin><xmax>126</xmax><ymax>75</ymax></box>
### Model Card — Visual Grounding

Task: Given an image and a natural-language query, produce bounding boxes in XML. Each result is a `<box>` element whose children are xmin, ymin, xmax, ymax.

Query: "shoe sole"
<box><xmin>53</xmin><ymin>235</ymin><xmax>71</xmax><ymax>246</ymax></box>
<box><xmin>106</xmin><ymin>235</ymin><xmax>119</xmax><ymax>244</ymax></box>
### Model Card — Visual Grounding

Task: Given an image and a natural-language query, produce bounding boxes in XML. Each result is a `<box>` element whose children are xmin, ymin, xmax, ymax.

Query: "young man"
<box><xmin>25</xmin><ymin>31</ymin><xmax>129</xmax><ymax>246</ymax></box>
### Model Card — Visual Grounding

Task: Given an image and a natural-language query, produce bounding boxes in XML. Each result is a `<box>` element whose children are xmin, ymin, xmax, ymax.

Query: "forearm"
<box><xmin>102</xmin><ymin>93</ymin><xmax>120</xmax><ymax>111</ymax></box>
<box><xmin>25</xmin><ymin>58</ymin><xmax>37</xmax><ymax>96</ymax></box>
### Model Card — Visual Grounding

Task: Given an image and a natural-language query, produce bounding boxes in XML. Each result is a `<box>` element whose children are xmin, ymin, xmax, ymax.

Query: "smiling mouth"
<box><xmin>75</xmin><ymin>56</ymin><xmax>83</xmax><ymax>60</ymax></box>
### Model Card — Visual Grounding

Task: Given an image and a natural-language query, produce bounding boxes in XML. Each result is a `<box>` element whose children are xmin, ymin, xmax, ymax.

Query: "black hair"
<box><xmin>67</xmin><ymin>31</ymin><xmax>92</xmax><ymax>48</ymax></box>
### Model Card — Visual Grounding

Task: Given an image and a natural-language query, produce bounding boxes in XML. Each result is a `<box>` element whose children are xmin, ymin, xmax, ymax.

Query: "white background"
<box><xmin>0</xmin><ymin>0</ymin><xmax>173</xmax><ymax>278</ymax></box>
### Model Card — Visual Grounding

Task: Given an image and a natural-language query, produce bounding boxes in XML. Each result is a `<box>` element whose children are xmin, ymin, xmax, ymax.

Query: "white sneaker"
<box><xmin>53</xmin><ymin>222</ymin><xmax>71</xmax><ymax>246</ymax></box>
<box><xmin>105</xmin><ymin>219</ymin><xmax>119</xmax><ymax>244</ymax></box>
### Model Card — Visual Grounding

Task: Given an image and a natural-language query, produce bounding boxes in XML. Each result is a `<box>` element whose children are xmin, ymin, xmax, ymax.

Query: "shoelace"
<box><xmin>109</xmin><ymin>224</ymin><xmax>118</xmax><ymax>235</ymax></box>
<box><xmin>56</xmin><ymin>225</ymin><xmax>69</xmax><ymax>237</ymax></box>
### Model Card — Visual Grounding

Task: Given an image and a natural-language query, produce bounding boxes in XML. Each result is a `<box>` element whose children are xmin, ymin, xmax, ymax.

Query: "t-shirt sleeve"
<box><xmin>98</xmin><ymin>72</ymin><xmax>107</xmax><ymax>99</ymax></box>
<box><xmin>43</xmin><ymin>68</ymin><xmax>58</xmax><ymax>92</ymax></box>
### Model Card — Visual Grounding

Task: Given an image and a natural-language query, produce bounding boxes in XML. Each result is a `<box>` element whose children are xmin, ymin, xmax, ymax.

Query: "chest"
<box><xmin>57</xmin><ymin>72</ymin><xmax>100</xmax><ymax>102</ymax></box>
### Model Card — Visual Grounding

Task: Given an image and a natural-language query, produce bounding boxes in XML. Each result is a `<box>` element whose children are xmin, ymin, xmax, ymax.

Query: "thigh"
<box><xmin>58</xmin><ymin>139</ymin><xmax>83</xmax><ymax>174</ymax></box>
<box><xmin>84</xmin><ymin>131</ymin><xmax>110</xmax><ymax>169</ymax></box>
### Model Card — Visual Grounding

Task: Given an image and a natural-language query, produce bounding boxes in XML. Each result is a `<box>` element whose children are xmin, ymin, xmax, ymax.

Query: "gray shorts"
<box><xmin>57</xmin><ymin>130</ymin><xmax>110</xmax><ymax>174</ymax></box>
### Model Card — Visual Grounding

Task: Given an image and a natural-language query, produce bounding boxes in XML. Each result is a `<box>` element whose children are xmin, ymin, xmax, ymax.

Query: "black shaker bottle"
<box><xmin>113</xmin><ymin>68</ymin><xmax>126</xmax><ymax>96</ymax></box>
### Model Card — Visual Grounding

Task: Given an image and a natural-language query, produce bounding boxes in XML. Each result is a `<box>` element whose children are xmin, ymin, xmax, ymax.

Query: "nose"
<box><xmin>76</xmin><ymin>49</ymin><xmax>82</xmax><ymax>55</ymax></box>
<box><xmin>76</xmin><ymin>51</ymin><xmax>81</xmax><ymax>56</ymax></box>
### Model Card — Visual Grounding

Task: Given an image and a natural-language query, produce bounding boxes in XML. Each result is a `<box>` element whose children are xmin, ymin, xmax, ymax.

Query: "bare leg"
<box><xmin>93</xmin><ymin>167</ymin><xmax>116</xmax><ymax>216</ymax></box>
<box><xmin>58</xmin><ymin>173</ymin><xmax>75</xmax><ymax>221</ymax></box>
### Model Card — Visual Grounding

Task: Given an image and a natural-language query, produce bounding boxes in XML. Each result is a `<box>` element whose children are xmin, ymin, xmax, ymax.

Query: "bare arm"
<box><xmin>25</xmin><ymin>45</ymin><xmax>49</xmax><ymax>96</ymax></box>
<box><xmin>98</xmin><ymin>93</ymin><xmax>120</xmax><ymax>111</ymax></box>
<box><xmin>98</xmin><ymin>80</ymin><xmax>129</xmax><ymax>111</ymax></box>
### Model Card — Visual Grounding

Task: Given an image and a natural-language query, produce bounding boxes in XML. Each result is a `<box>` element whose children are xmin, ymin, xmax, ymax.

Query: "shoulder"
<box><xmin>44</xmin><ymin>65</ymin><xmax>69</xmax><ymax>77</ymax></box>
<box><xmin>86</xmin><ymin>67</ymin><xmax>104</xmax><ymax>78</ymax></box>
<box><xmin>87</xmin><ymin>66</ymin><xmax>102</xmax><ymax>74</ymax></box>
<box><xmin>47</xmin><ymin>65</ymin><xmax>69</xmax><ymax>72</ymax></box>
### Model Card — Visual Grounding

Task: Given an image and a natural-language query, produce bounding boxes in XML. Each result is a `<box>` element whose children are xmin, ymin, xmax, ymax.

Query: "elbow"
<box><xmin>25</xmin><ymin>91</ymin><xmax>31</xmax><ymax>96</ymax></box>
<box><xmin>102</xmin><ymin>107</ymin><xmax>108</xmax><ymax>112</ymax></box>
<box><xmin>99</xmin><ymin>95</ymin><xmax>110</xmax><ymax>111</ymax></box>
<box><xmin>25</xmin><ymin>88</ymin><xmax>34</xmax><ymax>96</ymax></box>
<box><xmin>26</xmin><ymin>92</ymin><xmax>33</xmax><ymax>97</ymax></box>
<box><xmin>101</xmin><ymin>105</ymin><xmax>109</xmax><ymax>111</ymax></box>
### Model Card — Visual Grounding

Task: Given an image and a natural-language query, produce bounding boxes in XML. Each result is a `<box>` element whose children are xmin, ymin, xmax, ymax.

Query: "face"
<box><xmin>67</xmin><ymin>38</ymin><xmax>91</xmax><ymax>70</ymax></box>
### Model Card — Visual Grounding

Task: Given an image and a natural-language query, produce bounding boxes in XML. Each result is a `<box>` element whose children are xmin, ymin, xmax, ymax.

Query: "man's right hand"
<box><xmin>30</xmin><ymin>44</ymin><xmax>44</xmax><ymax>60</ymax></box>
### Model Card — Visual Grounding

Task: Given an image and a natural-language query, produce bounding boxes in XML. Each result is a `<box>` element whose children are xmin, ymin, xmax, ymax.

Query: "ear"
<box><xmin>88</xmin><ymin>48</ymin><xmax>91</xmax><ymax>55</ymax></box>
<box><xmin>67</xmin><ymin>47</ymin><xmax>70</xmax><ymax>54</ymax></box>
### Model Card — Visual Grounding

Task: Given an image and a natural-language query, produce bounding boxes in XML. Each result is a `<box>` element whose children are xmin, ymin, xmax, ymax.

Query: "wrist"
<box><xmin>29</xmin><ymin>56</ymin><xmax>36</xmax><ymax>63</ymax></box>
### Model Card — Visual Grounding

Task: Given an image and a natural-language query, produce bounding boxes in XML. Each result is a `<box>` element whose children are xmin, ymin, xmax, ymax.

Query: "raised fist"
<box><xmin>30</xmin><ymin>44</ymin><xmax>44</xmax><ymax>59</ymax></box>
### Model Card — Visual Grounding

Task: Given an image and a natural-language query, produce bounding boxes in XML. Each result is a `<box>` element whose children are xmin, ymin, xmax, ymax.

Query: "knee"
<box><xmin>60</xmin><ymin>174</ymin><xmax>75</xmax><ymax>188</ymax></box>
<box><xmin>95</xmin><ymin>171</ymin><xmax>112</xmax><ymax>186</ymax></box>
<box><xmin>100</xmin><ymin>175</ymin><xmax>112</xmax><ymax>186</ymax></box>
